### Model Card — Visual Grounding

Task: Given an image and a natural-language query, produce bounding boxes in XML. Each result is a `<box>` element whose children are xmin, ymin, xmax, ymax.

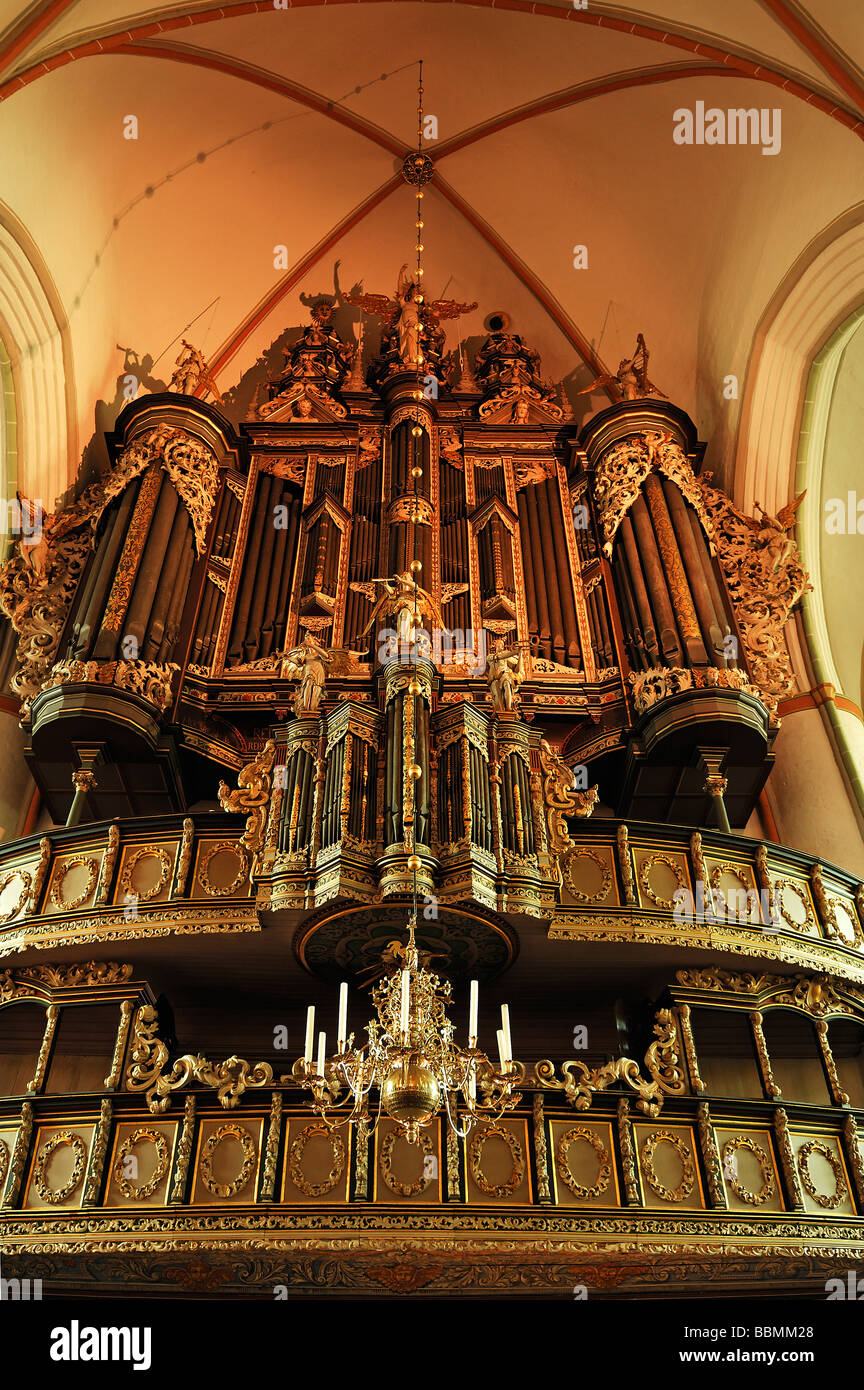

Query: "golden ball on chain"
<box><xmin>409</xmin><ymin>559</ymin><xmax>423</xmax><ymax>573</ymax></box>
<box><xmin>409</xmin><ymin>612</ymin><xmax>423</xmax><ymax>628</ymax></box>
<box><xmin>407</xmin><ymin>677</ymin><xmax>422</xmax><ymax>695</ymax></box>
<box><xmin>408</xmin><ymin>764</ymin><xmax>422</xmax><ymax>781</ymax></box>
<box><xmin>382</xmin><ymin>1057</ymin><xmax>439</xmax><ymax>1126</ymax></box>
<box><xmin>411</xmin><ymin>425</ymin><xmax>423</xmax><ymax>438</ymax></box>
<box><xmin>406</xmin><ymin>852</ymin><xmax>422</xmax><ymax>870</ymax></box>
<box><xmin>411</xmin><ymin>466</ymin><xmax>423</xmax><ymax>479</ymax></box>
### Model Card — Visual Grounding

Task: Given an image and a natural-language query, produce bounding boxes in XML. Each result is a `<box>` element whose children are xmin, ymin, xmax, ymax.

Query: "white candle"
<box><xmin>337</xmin><ymin>982</ymin><xmax>348</xmax><ymax>1049</ymax></box>
<box><xmin>304</xmin><ymin>1006</ymin><xmax>315</xmax><ymax>1066</ymax></box>
<box><xmin>497</xmin><ymin>1028</ymin><xmax>507</xmax><ymax>1073</ymax></box>
<box><xmin>468</xmin><ymin>980</ymin><xmax>478</xmax><ymax>1043</ymax></box>
<box><xmin>317</xmin><ymin>1030</ymin><xmax>327</xmax><ymax>1078</ymax></box>
<box><xmin>400</xmin><ymin>969</ymin><xmax>411</xmax><ymax>1037</ymax></box>
<box><xmin>501</xmin><ymin>1004</ymin><xmax>512</xmax><ymax>1063</ymax></box>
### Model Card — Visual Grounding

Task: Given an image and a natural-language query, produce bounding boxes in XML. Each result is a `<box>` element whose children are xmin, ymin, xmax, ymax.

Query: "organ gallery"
<box><xmin>0</xmin><ymin>1</ymin><xmax>861</xmax><ymax>1310</ymax></box>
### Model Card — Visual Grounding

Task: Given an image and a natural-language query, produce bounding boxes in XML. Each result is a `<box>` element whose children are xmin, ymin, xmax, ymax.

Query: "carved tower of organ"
<box><xmin>0</xmin><ymin>283</ymin><xmax>863</xmax><ymax>1302</ymax></box>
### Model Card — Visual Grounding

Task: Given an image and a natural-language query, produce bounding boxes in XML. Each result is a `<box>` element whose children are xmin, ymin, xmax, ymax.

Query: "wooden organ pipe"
<box><xmin>522</xmin><ymin>486</ymin><xmax>552</xmax><ymax>659</ymax></box>
<box><xmin>686</xmin><ymin>507</ymin><xmax>736</xmax><ymax>661</ymax></box>
<box><xmin>618</xmin><ymin>516</ymin><xmax>659</xmax><ymax>666</ymax></box>
<box><xmin>660</xmin><ymin>477</ymin><xmax>725</xmax><ymax>665</ymax></box>
<box><xmin>642</xmin><ymin>474</ymin><xmax>707</xmax><ymax>666</ymax></box>
<box><xmin>71</xmin><ymin>481</ymin><xmax>141</xmax><ymax>658</ymax></box>
<box><xmin>544</xmin><ymin>479</ymin><xmax>581</xmax><ymax>669</ymax></box>
<box><xmin>143</xmin><ymin>501</ymin><xmax>189</xmax><ymax>661</ymax></box>
<box><xmin>629</xmin><ymin>495</ymin><xmax>683</xmax><ymax>666</ymax></box>
<box><xmin>535</xmin><ymin>482</ymin><xmax>566</xmax><ymax>664</ymax></box>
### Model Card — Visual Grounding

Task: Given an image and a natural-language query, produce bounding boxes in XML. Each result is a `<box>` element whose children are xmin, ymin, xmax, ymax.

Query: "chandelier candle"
<box><xmin>501</xmin><ymin>1004</ymin><xmax>512</xmax><ymax>1064</ymax></box>
<box><xmin>304</xmin><ymin>1006</ymin><xmax>315</xmax><ymax>1068</ymax></box>
<box><xmin>337</xmin><ymin>982</ymin><xmax>348</xmax><ymax>1051</ymax></box>
<box><xmin>468</xmin><ymin>979</ymin><xmax>479</xmax><ymax>1046</ymax></box>
<box><xmin>317</xmin><ymin>1031</ymin><xmax>327</xmax><ymax>1079</ymax></box>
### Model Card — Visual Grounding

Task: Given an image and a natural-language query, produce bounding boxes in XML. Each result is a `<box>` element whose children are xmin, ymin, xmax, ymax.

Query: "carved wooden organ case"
<box><xmin>5</xmin><ymin>311</ymin><xmax>801</xmax><ymax>941</ymax></box>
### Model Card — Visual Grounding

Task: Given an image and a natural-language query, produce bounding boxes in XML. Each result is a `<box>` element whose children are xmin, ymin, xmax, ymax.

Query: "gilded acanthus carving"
<box><xmin>2</xmin><ymin>1101</ymin><xmax>32</xmax><ymax>1207</ymax></box>
<box><xmin>696</xmin><ymin>1103</ymin><xmax>726</xmax><ymax>1208</ymax></box>
<box><xmin>217</xmin><ymin>740</ymin><xmax>276</xmax><ymax>855</ymax></box>
<box><xmin>532</xmin><ymin>1008</ymin><xmax>684</xmax><ymax>1117</ymax></box>
<box><xmin>538</xmin><ymin>739</ymin><xmax>598</xmax><ymax>854</ymax></box>
<box><xmin>629</xmin><ymin>664</ymin><xmax>763</xmax><ymax>715</ymax></box>
<box><xmin>27</xmin><ymin>837</ymin><xmax>51</xmax><ymax>913</ymax></box>
<box><xmin>696</xmin><ymin>481</ymin><xmax>810</xmax><ymax>706</ymax></box>
<box><xmin>125</xmin><ymin>1003</ymin><xmax>275</xmax><ymax>1112</ymax></box>
<box><xmin>0</xmin><ymin>960</ymin><xmax>132</xmax><ymax>1001</ymax></box>
<box><xmin>41</xmin><ymin>659</ymin><xmax>179</xmax><ymax>711</ymax></box>
<box><xmin>592</xmin><ymin>431</ymin><xmax>714</xmax><ymax>558</ymax></box>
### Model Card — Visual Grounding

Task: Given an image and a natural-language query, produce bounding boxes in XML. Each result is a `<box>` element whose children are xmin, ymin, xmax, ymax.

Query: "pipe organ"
<box><xmin>0</xmin><ymin>291</ymin><xmax>839</xmax><ymax>1300</ymax></box>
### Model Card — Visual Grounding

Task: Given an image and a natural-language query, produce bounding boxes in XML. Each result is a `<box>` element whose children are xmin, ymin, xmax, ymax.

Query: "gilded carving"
<box><xmin>532</xmin><ymin>1092</ymin><xmax>551</xmax><ymax>1202</ymax></box>
<box><xmin>33</xmin><ymin>1130</ymin><xmax>88</xmax><ymax>1205</ymax></box>
<box><xmin>630</xmin><ymin>663</ymin><xmax>762</xmax><ymax>714</ymax></box>
<box><xmin>616</xmin><ymin>824</ymin><xmax>636</xmax><ymax>905</ymax></box>
<box><xmin>288</xmin><ymin>1124</ymin><xmax>345</xmax><ymax>1197</ymax></box>
<box><xmin>556</xmin><ymin>1126</ymin><xmax>612</xmax><ymax>1200</ymax></box>
<box><xmin>173</xmin><ymin>818</ymin><xmax>194</xmax><ymax>898</ymax></box>
<box><xmin>721</xmin><ymin>1135</ymin><xmax>776</xmax><ymax>1206</ymax></box>
<box><xmin>379</xmin><ymin>1128</ymin><xmax>433</xmax><ymax>1197</ymax></box>
<box><xmin>27</xmin><ymin>1004</ymin><xmax>58</xmax><ymax>1093</ymax></box>
<box><xmin>696</xmin><ymin>1103</ymin><xmax>725</xmax><ymax>1207</ymax></box>
<box><xmin>170</xmin><ymin>1096</ymin><xmax>196</xmax><ymax>1205</ymax></box>
<box><xmin>641</xmin><ymin>1130</ymin><xmax>696</xmax><ymax>1203</ymax></box>
<box><xmin>50</xmin><ymin>856</ymin><xmax>98</xmax><ymax>910</ymax></box>
<box><xmin>28</xmin><ymin>837</ymin><xmax>51</xmax><ymax>912</ymax></box>
<box><xmin>617</xmin><ymin>1099</ymin><xmax>639</xmax><ymax>1204</ymax></box>
<box><xmin>114</xmin><ymin>1128</ymin><xmax>171</xmax><ymax>1200</ymax></box>
<box><xmin>0</xmin><ymin>1137</ymin><xmax>8</xmax><ymax>1190</ymax></box>
<box><xmin>260</xmin><ymin>1092</ymin><xmax>283</xmax><ymax>1203</ymax></box>
<box><xmin>696</xmin><ymin>480</ymin><xmax>810</xmax><ymax>706</ymax></box>
<box><xmin>774</xmin><ymin>1108</ymin><xmax>805</xmax><ymax>1210</ymax></box>
<box><xmin>565</xmin><ymin>849</ymin><xmax>613</xmax><ymax>904</ymax></box>
<box><xmin>95</xmin><ymin>823</ymin><xmax>120</xmax><ymax>905</ymax></box>
<box><xmin>83</xmin><ymin>1098</ymin><xmax>112</xmax><ymax>1206</ymax></box>
<box><xmin>0</xmin><ymin>869</ymin><xmax>32</xmax><ymax>924</ymax></box>
<box><xmin>750</xmin><ymin>1012</ymin><xmax>782</xmax><ymax>1098</ymax></box>
<box><xmin>639</xmin><ymin>852</ymin><xmax>686</xmax><ymax>909</ymax></box>
<box><xmin>217</xmin><ymin>740</ymin><xmax>276</xmax><ymax>855</ymax></box>
<box><xmin>797</xmin><ymin>1139</ymin><xmax>848</xmax><ymax>1210</ymax></box>
<box><xmin>120</xmin><ymin>847</ymin><xmax>172</xmax><ymax>903</ymax></box>
<box><xmin>592</xmin><ymin>431</ymin><xmax>714</xmax><ymax>558</ymax></box>
<box><xmin>196</xmin><ymin>841</ymin><xmax>249</xmax><ymax>898</ymax></box>
<box><xmin>105</xmin><ymin>999</ymin><xmax>134</xmax><ymax>1091</ymax></box>
<box><xmin>199</xmin><ymin>1123</ymin><xmax>257</xmax><ymax>1199</ymax></box>
<box><xmin>538</xmin><ymin>739</ymin><xmax>598</xmax><ymax>853</ymax></box>
<box><xmin>843</xmin><ymin>1114</ymin><xmax>864</xmax><ymax>1211</ymax></box>
<box><xmin>468</xmin><ymin>1125</ymin><xmax>525</xmax><ymax>1198</ymax></box>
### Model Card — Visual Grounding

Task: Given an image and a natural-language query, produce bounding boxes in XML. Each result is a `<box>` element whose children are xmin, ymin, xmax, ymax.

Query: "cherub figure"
<box><xmin>746</xmin><ymin>493</ymin><xmax>806</xmax><ymax>573</ymax></box>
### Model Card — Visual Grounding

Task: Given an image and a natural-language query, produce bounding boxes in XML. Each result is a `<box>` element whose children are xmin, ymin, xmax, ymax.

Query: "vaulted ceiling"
<box><xmin>0</xmin><ymin>0</ymin><xmax>862</xmax><ymax>509</ymax></box>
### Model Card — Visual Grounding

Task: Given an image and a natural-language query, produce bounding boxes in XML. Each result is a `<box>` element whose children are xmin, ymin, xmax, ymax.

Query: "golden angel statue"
<box><xmin>282</xmin><ymin>631</ymin><xmax>365</xmax><ymax>716</ymax></box>
<box><xmin>357</xmin><ymin>572</ymin><xmax>445</xmax><ymax>647</ymax></box>
<box><xmin>486</xmin><ymin>636</ymin><xmax>525</xmax><ymax>711</ymax></box>
<box><xmin>345</xmin><ymin>266</ymin><xmax>477</xmax><ymax>367</ymax></box>
<box><xmin>577</xmin><ymin>333</ymin><xmax>666</xmax><ymax>402</ymax></box>
<box><xmin>169</xmin><ymin>339</ymin><xmax>224</xmax><ymax>404</ymax></box>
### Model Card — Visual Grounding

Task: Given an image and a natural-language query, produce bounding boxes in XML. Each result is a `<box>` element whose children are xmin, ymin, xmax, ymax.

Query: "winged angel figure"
<box><xmin>345</xmin><ymin>265</ymin><xmax>476</xmax><ymax>367</ymax></box>
<box><xmin>578</xmin><ymin>333</ymin><xmax>666</xmax><ymax>402</ymax></box>
<box><xmin>742</xmin><ymin>492</ymin><xmax>806</xmax><ymax>574</ymax></box>
<box><xmin>282</xmin><ymin>631</ymin><xmax>365</xmax><ymax>716</ymax></box>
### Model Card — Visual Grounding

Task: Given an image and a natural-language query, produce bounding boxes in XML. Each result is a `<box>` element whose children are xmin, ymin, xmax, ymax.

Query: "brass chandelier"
<box><xmin>296</xmin><ymin>914</ymin><xmax>520</xmax><ymax>1143</ymax></box>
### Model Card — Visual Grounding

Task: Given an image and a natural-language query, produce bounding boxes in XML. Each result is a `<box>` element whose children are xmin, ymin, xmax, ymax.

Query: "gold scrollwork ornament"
<box><xmin>379</xmin><ymin>1127</ymin><xmax>433</xmax><ymax>1198</ymax></box>
<box><xmin>555</xmin><ymin>1126</ymin><xmax>612</xmax><ymax>1200</ymax></box>
<box><xmin>639</xmin><ymin>853</ymin><xmax>686</xmax><ymax>909</ymax></box>
<box><xmin>469</xmin><ymin>1124</ymin><xmax>525</xmax><ymax>1198</ymax></box>
<box><xmin>33</xmin><ymin>1130</ymin><xmax>88</xmax><ymax>1204</ymax></box>
<box><xmin>642</xmin><ymin>1129</ymin><xmax>696</xmax><ymax>1203</ymax></box>
<box><xmin>566</xmin><ymin>850</ymin><xmax>613</xmax><ymax>905</ymax></box>
<box><xmin>198</xmin><ymin>1123</ymin><xmax>257</xmax><ymax>1198</ymax></box>
<box><xmin>0</xmin><ymin>1136</ymin><xmax>8</xmax><ymax>1187</ymax></box>
<box><xmin>50</xmin><ymin>856</ymin><xmax>98</xmax><ymax>910</ymax></box>
<box><xmin>721</xmin><ymin>1135</ymin><xmax>776</xmax><ymax>1206</ymax></box>
<box><xmin>120</xmin><ymin>847</ymin><xmax>172</xmax><ymax>903</ymax></box>
<box><xmin>288</xmin><ymin>1123</ymin><xmax>346</xmax><ymax>1197</ymax></box>
<box><xmin>113</xmin><ymin>1128</ymin><xmax>170</xmax><ymax>1200</ymax></box>
<box><xmin>0</xmin><ymin>869</ymin><xmax>31</xmax><ymax>923</ymax></box>
<box><xmin>797</xmin><ymin>1139</ymin><xmax>848</xmax><ymax>1210</ymax></box>
<box><xmin>197</xmin><ymin>842</ymin><xmax>249</xmax><ymax>898</ymax></box>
